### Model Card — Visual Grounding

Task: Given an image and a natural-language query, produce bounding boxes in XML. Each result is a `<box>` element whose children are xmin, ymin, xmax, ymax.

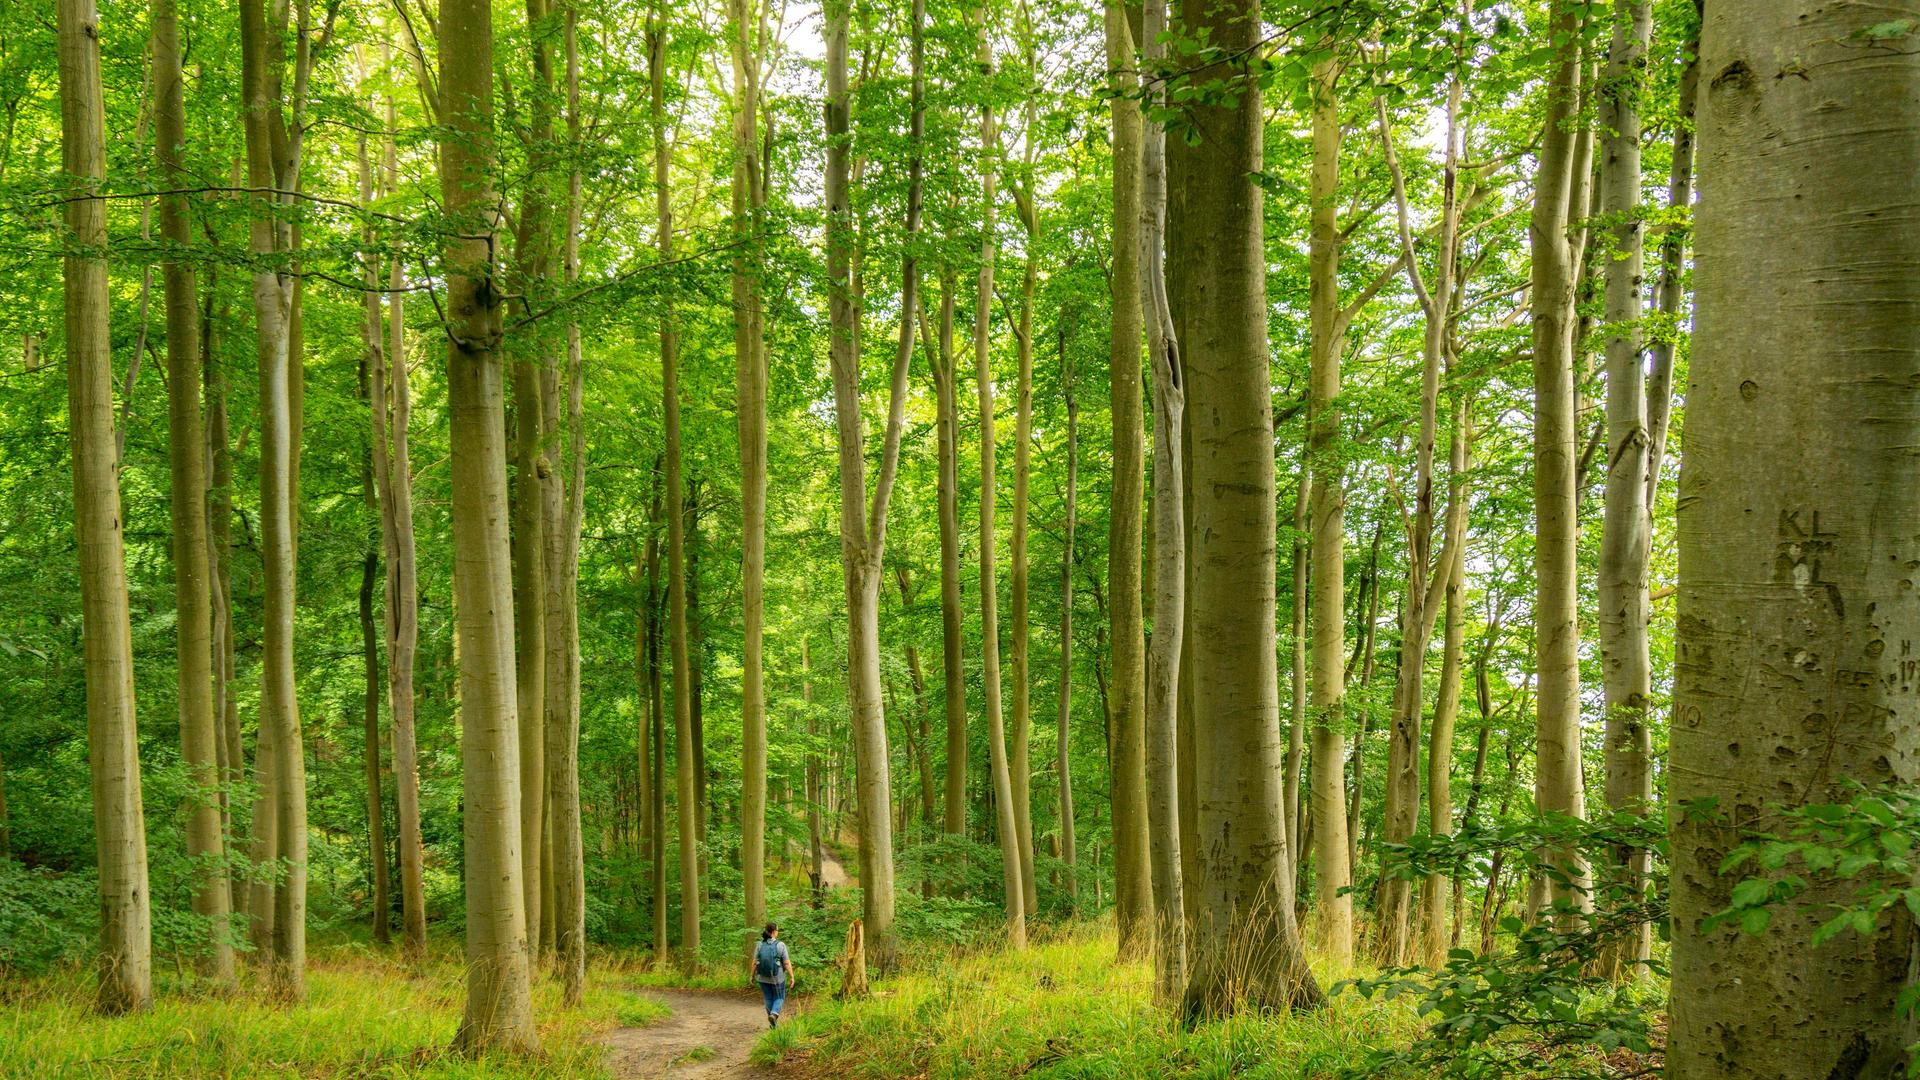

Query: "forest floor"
<box><xmin>604</xmin><ymin>987</ymin><xmax>787</xmax><ymax>1078</ymax></box>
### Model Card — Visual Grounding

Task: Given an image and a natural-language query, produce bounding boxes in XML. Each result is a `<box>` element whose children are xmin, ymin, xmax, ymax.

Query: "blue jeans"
<box><xmin>758</xmin><ymin>979</ymin><xmax>787</xmax><ymax>1017</ymax></box>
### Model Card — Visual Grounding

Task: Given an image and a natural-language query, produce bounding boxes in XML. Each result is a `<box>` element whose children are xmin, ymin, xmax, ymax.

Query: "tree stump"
<box><xmin>838</xmin><ymin>918</ymin><xmax>868</xmax><ymax>999</ymax></box>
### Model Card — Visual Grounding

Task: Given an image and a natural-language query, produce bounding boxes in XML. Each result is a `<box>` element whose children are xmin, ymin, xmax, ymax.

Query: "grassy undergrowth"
<box><xmin>0</xmin><ymin>942</ymin><xmax>668</xmax><ymax>1079</ymax></box>
<box><xmin>754</xmin><ymin>924</ymin><xmax>1425</xmax><ymax>1080</ymax></box>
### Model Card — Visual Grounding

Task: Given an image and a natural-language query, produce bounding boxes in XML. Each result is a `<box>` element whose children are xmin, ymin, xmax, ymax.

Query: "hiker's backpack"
<box><xmin>755</xmin><ymin>940</ymin><xmax>784</xmax><ymax>982</ymax></box>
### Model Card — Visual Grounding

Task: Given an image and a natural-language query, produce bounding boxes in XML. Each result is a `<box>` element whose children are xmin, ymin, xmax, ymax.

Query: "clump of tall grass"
<box><xmin>0</xmin><ymin>942</ymin><xmax>657</xmax><ymax>1078</ymax></box>
<box><xmin>755</xmin><ymin>922</ymin><xmax>1427</xmax><ymax>1079</ymax></box>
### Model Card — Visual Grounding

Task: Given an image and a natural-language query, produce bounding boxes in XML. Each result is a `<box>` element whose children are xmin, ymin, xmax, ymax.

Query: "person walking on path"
<box><xmin>752</xmin><ymin>922</ymin><xmax>795</xmax><ymax>1027</ymax></box>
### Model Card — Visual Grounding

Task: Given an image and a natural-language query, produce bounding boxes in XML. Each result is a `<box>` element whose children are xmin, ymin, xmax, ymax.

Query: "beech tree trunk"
<box><xmin>1529</xmin><ymin>0</ymin><xmax>1591</xmax><ymax>917</ymax></box>
<box><xmin>1056</xmin><ymin>344</ymin><xmax>1078</xmax><ymax>904</ymax></box>
<box><xmin>1009</xmin><ymin>93</ymin><xmax>1040</xmax><ymax>921</ymax></box>
<box><xmin>1374</xmin><ymin>77</ymin><xmax>1467</xmax><ymax>966</ymax></box>
<box><xmin>550</xmin><ymin>2</ymin><xmax>588</xmax><ymax>1004</ymax></box>
<box><xmin>648</xmin><ymin>7</ymin><xmax>701</xmax><ymax>967</ymax></box>
<box><xmin>442</xmin><ymin>0</ymin><xmax>539</xmax><ymax>1050</ymax></box>
<box><xmin>1669</xmin><ymin>3</ymin><xmax>1920</xmax><ymax>1075</ymax></box>
<box><xmin>60</xmin><ymin>0</ymin><xmax>153</xmax><ymax>1014</ymax></box>
<box><xmin>1170</xmin><ymin>0</ymin><xmax>1322</xmax><ymax>1017</ymax></box>
<box><xmin>1596</xmin><ymin>0</ymin><xmax>1655</xmax><ymax>976</ymax></box>
<box><xmin>1305</xmin><ymin>49</ymin><xmax>1354</xmax><ymax>967</ymax></box>
<box><xmin>729</xmin><ymin>0</ymin><xmax>770</xmax><ymax>942</ymax></box>
<box><xmin>823</xmin><ymin>0</ymin><xmax>921</xmax><ymax>969</ymax></box>
<box><xmin>239</xmin><ymin>0</ymin><xmax>308</xmax><ymax>997</ymax></box>
<box><xmin>934</xmin><ymin>270</ymin><xmax>967</xmax><ymax>840</ymax></box>
<box><xmin>1102</xmin><ymin>0</ymin><xmax>1153</xmax><ymax>961</ymax></box>
<box><xmin>154</xmin><ymin>0</ymin><xmax>232</xmax><ymax>984</ymax></box>
<box><xmin>1140</xmin><ymin>0</ymin><xmax>1185</xmax><ymax>1003</ymax></box>
<box><xmin>972</xmin><ymin>21</ymin><xmax>1025</xmax><ymax>947</ymax></box>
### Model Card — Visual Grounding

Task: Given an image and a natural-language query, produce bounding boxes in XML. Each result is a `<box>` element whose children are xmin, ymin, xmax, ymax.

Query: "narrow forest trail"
<box><xmin>603</xmin><ymin>988</ymin><xmax>784</xmax><ymax>1079</ymax></box>
<box><xmin>819</xmin><ymin>847</ymin><xmax>850</xmax><ymax>888</ymax></box>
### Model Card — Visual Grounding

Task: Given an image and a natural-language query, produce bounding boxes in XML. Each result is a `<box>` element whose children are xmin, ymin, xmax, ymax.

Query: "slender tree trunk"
<box><xmin>1530</xmin><ymin>0</ymin><xmax>1591</xmax><ymax>919</ymax></box>
<box><xmin>824</xmin><ymin>0</ymin><xmax>921</xmax><ymax>970</ymax></box>
<box><xmin>1102</xmin><ymin>0</ymin><xmax>1153</xmax><ymax>961</ymax></box>
<box><xmin>549</xmin><ymin>3</ymin><xmax>588</xmax><ymax>1004</ymax></box>
<box><xmin>355</xmin><ymin>115</ymin><xmax>392</xmax><ymax>951</ymax></box>
<box><xmin>154</xmin><ymin>0</ymin><xmax>232</xmax><ymax>984</ymax></box>
<box><xmin>804</xmin><ymin>635</ymin><xmax>824</xmax><ymax>907</ymax></box>
<box><xmin>358</xmin><ymin>551</ymin><xmax>391</xmax><ymax>944</ymax></box>
<box><xmin>1669</xmin><ymin>3</ymin><xmax>1920</xmax><ymax>1075</ymax></box>
<box><xmin>239</xmin><ymin>0</ymin><xmax>306</xmax><ymax>997</ymax></box>
<box><xmin>729</xmin><ymin>0</ymin><xmax>770</xmax><ymax>943</ymax></box>
<box><xmin>1171</xmin><ymin>0</ymin><xmax>1322</xmax><ymax>1017</ymax></box>
<box><xmin>1596</xmin><ymin>0</ymin><xmax>1654</xmax><ymax>977</ymax></box>
<box><xmin>1056</xmin><ymin>349</ymin><xmax>1078</xmax><ymax>906</ymax></box>
<box><xmin>1373</xmin><ymin>74</ymin><xmax>1466</xmax><ymax>966</ymax></box>
<box><xmin>510</xmin><ymin>286</ymin><xmax>547</xmax><ymax>961</ymax></box>
<box><xmin>376</xmin><ymin>94</ymin><xmax>426</xmax><ymax>963</ymax></box>
<box><xmin>61</xmin><ymin>0</ymin><xmax>153</xmax><ymax>1014</ymax></box>
<box><xmin>1009</xmin><ymin>113</ymin><xmax>1040</xmax><ymax>923</ymax></box>
<box><xmin>1140</xmin><ymin>0</ymin><xmax>1185</xmax><ymax>1002</ymax></box>
<box><xmin>934</xmin><ymin>272</ymin><xmax>967</xmax><ymax>840</ymax></box>
<box><xmin>1422</xmin><ymin>415</ymin><xmax>1469</xmax><ymax>967</ymax></box>
<box><xmin>1306</xmin><ymin>49</ymin><xmax>1353</xmax><ymax>967</ymax></box>
<box><xmin>442</xmin><ymin>0</ymin><xmax>538</xmax><ymax>1050</ymax></box>
<box><xmin>206</xmin><ymin>266</ymin><xmax>245</xmax><ymax>922</ymax></box>
<box><xmin>645</xmin><ymin>470</ymin><xmax>669</xmax><ymax>957</ymax></box>
<box><xmin>1644</xmin><ymin>10</ymin><xmax>1697</xmax><ymax>511</ymax></box>
<box><xmin>647</xmin><ymin>8</ymin><xmax>701</xmax><ymax>967</ymax></box>
<box><xmin>972</xmin><ymin>21</ymin><xmax>1025</xmax><ymax>947</ymax></box>
<box><xmin>1286</xmin><ymin>466</ymin><xmax>1309</xmax><ymax>887</ymax></box>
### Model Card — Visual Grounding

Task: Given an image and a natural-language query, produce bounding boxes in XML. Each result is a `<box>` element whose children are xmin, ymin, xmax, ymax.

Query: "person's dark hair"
<box><xmin>762</xmin><ymin>922</ymin><xmax>779</xmax><ymax>942</ymax></box>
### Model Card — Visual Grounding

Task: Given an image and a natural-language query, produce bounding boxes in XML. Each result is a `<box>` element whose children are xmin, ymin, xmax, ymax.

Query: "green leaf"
<box><xmin>1739</xmin><ymin>907</ymin><xmax>1773</xmax><ymax>936</ymax></box>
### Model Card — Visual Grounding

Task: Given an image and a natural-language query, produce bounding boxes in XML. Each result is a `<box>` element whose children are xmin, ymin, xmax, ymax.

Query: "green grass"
<box><xmin>754</xmin><ymin>924</ymin><xmax>1426</xmax><ymax>1080</ymax></box>
<box><xmin>0</xmin><ymin>944</ymin><xmax>665</xmax><ymax>1078</ymax></box>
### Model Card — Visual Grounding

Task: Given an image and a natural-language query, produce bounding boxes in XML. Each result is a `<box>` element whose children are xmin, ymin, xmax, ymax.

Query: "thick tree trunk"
<box><xmin>154</xmin><ymin>0</ymin><xmax>232</xmax><ymax>984</ymax></box>
<box><xmin>239</xmin><ymin>0</ymin><xmax>306</xmax><ymax>998</ymax></box>
<box><xmin>1669</xmin><ymin>3</ymin><xmax>1920</xmax><ymax>1075</ymax></box>
<box><xmin>441</xmin><ymin>0</ymin><xmax>538</xmax><ymax>1051</ymax></box>
<box><xmin>60</xmin><ymin>0</ymin><xmax>153</xmax><ymax>1014</ymax></box>
<box><xmin>1171</xmin><ymin>0</ymin><xmax>1322</xmax><ymax>1017</ymax></box>
<box><xmin>730</xmin><ymin>0</ymin><xmax>770</xmax><ymax>942</ymax></box>
<box><xmin>648</xmin><ymin>9</ymin><xmax>701</xmax><ymax>967</ymax></box>
<box><xmin>1529</xmin><ymin>0</ymin><xmax>1591</xmax><ymax>919</ymax></box>
<box><xmin>1140</xmin><ymin>0</ymin><xmax>1185</xmax><ymax>1003</ymax></box>
<box><xmin>1102</xmin><ymin>0</ymin><xmax>1153</xmax><ymax>961</ymax></box>
<box><xmin>1306</xmin><ymin>51</ymin><xmax>1353</xmax><ymax>967</ymax></box>
<box><xmin>1596</xmin><ymin>0</ymin><xmax>1654</xmax><ymax>978</ymax></box>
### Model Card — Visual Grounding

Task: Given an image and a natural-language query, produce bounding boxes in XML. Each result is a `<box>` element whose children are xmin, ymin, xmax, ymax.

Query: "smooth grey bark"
<box><xmin>1140</xmin><ymin>0</ymin><xmax>1185</xmax><ymax>1003</ymax></box>
<box><xmin>1596</xmin><ymin>0</ymin><xmax>1655</xmax><ymax>976</ymax></box>
<box><xmin>1102</xmin><ymin>0</ymin><xmax>1154</xmax><ymax>961</ymax></box>
<box><xmin>1668</xmin><ymin>3</ymin><xmax>1920</xmax><ymax>1076</ymax></box>
<box><xmin>60</xmin><ymin>0</ymin><xmax>153</xmax><ymax>1014</ymax></box>
<box><xmin>971</xmin><ymin>17</ymin><xmax>1025</xmax><ymax>948</ymax></box>
<box><xmin>823</xmin><ymin>0</ymin><xmax>921</xmax><ymax>970</ymax></box>
<box><xmin>1529</xmin><ymin>0</ymin><xmax>1591</xmax><ymax>917</ymax></box>
<box><xmin>1170</xmin><ymin>0</ymin><xmax>1322</xmax><ymax>1017</ymax></box>
<box><xmin>1305</xmin><ymin>49</ymin><xmax>1353</xmax><ymax>967</ymax></box>
<box><xmin>1056</xmin><ymin>342</ymin><xmax>1078</xmax><ymax>904</ymax></box>
<box><xmin>154</xmin><ymin>0</ymin><xmax>232</xmax><ymax>984</ymax></box>
<box><xmin>442</xmin><ymin>0</ymin><xmax>538</xmax><ymax>1051</ymax></box>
